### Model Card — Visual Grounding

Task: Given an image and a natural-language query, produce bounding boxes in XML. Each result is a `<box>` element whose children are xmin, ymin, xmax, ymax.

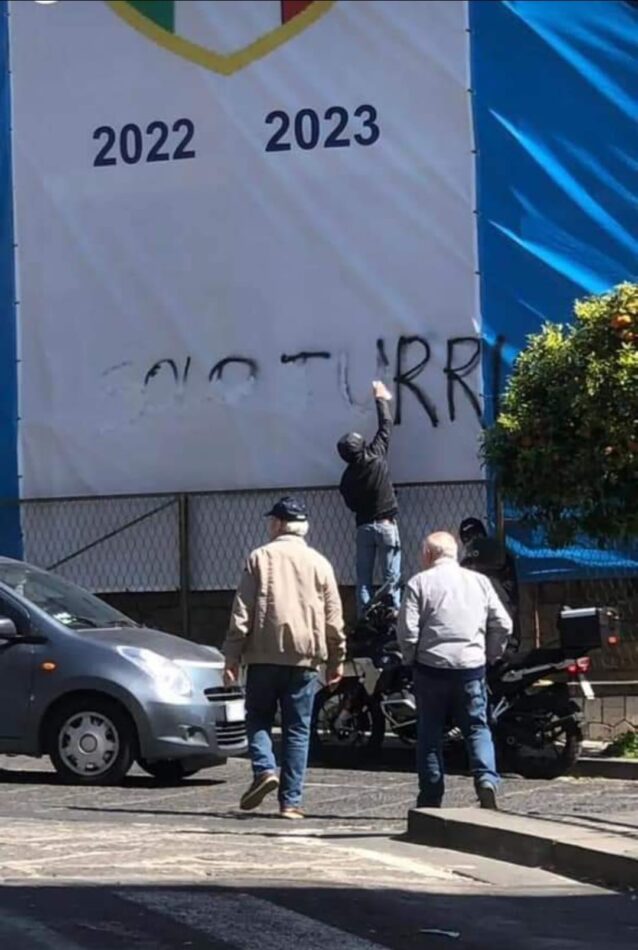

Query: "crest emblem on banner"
<box><xmin>106</xmin><ymin>1</ymin><xmax>335</xmax><ymax>75</ymax></box>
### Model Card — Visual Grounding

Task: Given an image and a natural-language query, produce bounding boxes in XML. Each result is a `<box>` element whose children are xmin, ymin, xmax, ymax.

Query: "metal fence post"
<box><xmin>490</xmin><ymin>334</ymin><xmax>506</xmax><ymax>555</ymax></box>
<box><xmin>178</xmin><ymin>493</ymin><xmax>191</xmax><ymax>639</ymax></box>
<box><xmin>532</xmin><ymin>583</ymin><xmax>541</xmax><ymax>648</ymax></box>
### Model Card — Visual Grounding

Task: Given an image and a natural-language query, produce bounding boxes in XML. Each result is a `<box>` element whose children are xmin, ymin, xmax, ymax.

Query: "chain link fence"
<box><xmin>189</xmin><ymin>481</ymin><xmax>488</xmax><ymax>591</ymax></box>
<box><xmin>571</xmin><ymin>563</ymin><xmax>638</xmax><ymax>735</ymax></box>
<box><xmin>12</xmin><ymin>484</ymin><xmax>638</xmax><ymax>720</ymax></box>
<box><xmin>561</xmin><ymin>576</ymin><xmax>638</xmax><ymax>694</ymax></box>
<box><xmin>532</xmin><ymin>568</ymin><xmax>638</xmax><ymax>735</ymax></box>
<box><xmin>20</xmin><ymin>494</ymin><xmax>181</xmax><ymax>592</ymax></box>
<box><xmin>18</xmin><ymin>481</ymin><xmax>488</xmax><ymax>596</ymax></box>
<box><xmin>534</xmin><ymin>560</ymin><xmax>638</xmax><ymax>643</ymax></box>
<box><xmin>563</xmin><ymin>576</ymin><xmax>638</xmax><ymax>629</ymax></box>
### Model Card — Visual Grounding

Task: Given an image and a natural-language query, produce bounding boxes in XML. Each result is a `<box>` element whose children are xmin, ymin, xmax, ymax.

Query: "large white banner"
<box><xmin>11</xmin><ymin>0</ymin><xmax>480</xmax><ymax>498</ymax></box>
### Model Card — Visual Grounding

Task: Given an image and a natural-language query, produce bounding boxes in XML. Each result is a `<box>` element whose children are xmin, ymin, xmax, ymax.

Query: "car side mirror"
<box><xmin>0</xmin><ymin>617</ymin><xmax>19</xmax><ymax>640</ymax></box>
<box><xmin>0</xmin><ymin>615</ymin><xmax>46</xmax><ymax>645</ymax></box>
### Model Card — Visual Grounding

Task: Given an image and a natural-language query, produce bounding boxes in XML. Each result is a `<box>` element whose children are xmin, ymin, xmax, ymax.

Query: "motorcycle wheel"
<box><xmin>311</xmin><ymin>681</ymin><xmax>385</xmax><ymax>762</ymax></box>
<box><xmin>499</xmin><ymin>706</ymin><xmax>583</xmax><ymax>780</ymax></box>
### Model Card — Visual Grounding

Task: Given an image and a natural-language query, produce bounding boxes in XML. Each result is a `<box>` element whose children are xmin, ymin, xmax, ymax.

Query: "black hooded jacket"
<box><xmin>338</xmin><ymin>399</ymin><xmax>398</xmax><ymax>527</ymax></box>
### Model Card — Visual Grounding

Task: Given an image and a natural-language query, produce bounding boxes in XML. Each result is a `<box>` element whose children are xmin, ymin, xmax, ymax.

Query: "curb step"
<box><xmin>572</xmin><ymin>756</ymin><xmax>638</xmax><ymax>780</ymax></box>
<box><xmin>406</xmin><ymin>807</ymin><xmax>638</xmax><ymax>891</ymax></box>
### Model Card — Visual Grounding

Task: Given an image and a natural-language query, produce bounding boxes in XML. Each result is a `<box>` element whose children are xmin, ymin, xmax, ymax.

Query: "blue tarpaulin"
<box><xmin>471</xmin><ymin>0</ymin><xmax>638</xmax><ymax>582</ymax></box>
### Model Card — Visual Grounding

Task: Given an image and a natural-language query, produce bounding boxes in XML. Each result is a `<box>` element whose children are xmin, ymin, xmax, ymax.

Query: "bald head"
<box><xmin>423</xmin><ymin>531</ymin><xmax>458</xmax><ymax>568</ymax></box>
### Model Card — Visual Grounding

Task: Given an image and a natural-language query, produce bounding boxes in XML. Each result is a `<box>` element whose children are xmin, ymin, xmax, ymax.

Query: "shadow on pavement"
<box><xmin>0</xmin><ymin>880</ymin><xmax>636</xmax><ymax>949</ymax></box>
<box><xmin>309</xmin><ymin>744</ymin><xmax>470</xmax><ymax>776</ymax></box>
<box><xmin>0</xmin><ymin>769</ymin><xmax>223</xmax><ymax>790</ymax></box>
<box><xmin>65</xmin><ymin>805</ymin><xmax>400</xmax><ymax>824</ymax></box>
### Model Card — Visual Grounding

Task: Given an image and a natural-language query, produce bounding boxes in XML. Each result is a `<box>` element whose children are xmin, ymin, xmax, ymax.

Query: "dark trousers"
<box><xmin>414</xmin><ymin>665</ymin><xmax>499</xmax><ymax>806</ymax></box>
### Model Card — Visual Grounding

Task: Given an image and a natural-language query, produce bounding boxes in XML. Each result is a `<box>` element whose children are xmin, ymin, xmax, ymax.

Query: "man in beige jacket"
<box><xmin>223</xmin><ymin>496</ymin><xmax>345</xmax><ymax>819</ymax></box>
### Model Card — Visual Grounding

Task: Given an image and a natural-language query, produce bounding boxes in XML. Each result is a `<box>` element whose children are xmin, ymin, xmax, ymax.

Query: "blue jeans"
<box><xmin>414</xmin><ymin>665</ymin><xmax>499</xmax><ymax>806</ymax></box>
<box><xmin>356</xmin><ymin>521</ymin><xmax>401</xmax><ymax>615</ymax></box>
<box><xmin>245</xmin><ymin>664</ymin><xmax>318</xmax><ymax>808</ymax></box>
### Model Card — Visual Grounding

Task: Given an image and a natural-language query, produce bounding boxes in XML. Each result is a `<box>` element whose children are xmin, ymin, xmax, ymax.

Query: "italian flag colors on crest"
<box><xmin>108</xmin><ymin>0</ymin><xmax>335</xmax><ymax>74</ymax></box>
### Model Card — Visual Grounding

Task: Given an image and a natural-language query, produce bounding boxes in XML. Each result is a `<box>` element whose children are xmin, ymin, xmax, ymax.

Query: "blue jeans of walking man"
<box><xmin>414</xmin><ymin>664</ymin><xmax>499</xmax><ymax>807</ymax></box>
<box><xmin>246</xmin><ymin>664</ymin><xmax>318</xmax><ymax>808</ymax></box>
<box><xmin>356</xmin><ymin>520</ymin><xmax>401</xmax><ymax>615</ymax></box>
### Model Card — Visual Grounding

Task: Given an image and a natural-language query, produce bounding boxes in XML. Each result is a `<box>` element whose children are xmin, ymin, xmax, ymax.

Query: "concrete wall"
<box><xmin>581</xmin><ymin>695</ymin><xmax>638</xmax><ymax>741</ymax></box>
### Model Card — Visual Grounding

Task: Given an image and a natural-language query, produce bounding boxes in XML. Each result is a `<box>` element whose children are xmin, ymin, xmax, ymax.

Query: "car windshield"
<box><xmin>0</xmin><ymin>563</ymin><xmax>139</xmax><ymax>630</ymax></box>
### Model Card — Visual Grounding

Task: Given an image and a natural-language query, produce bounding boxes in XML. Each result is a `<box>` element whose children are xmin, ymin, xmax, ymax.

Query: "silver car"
<box><xmin>0</xmin><ymin>557</ymin><xmax>247</xmax><ymax>785</ymax></box>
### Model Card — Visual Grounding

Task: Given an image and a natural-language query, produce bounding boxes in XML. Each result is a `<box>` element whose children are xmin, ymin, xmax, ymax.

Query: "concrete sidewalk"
<box><xmin>406</xmin><ymin>807</ymin><xmax>638</xmax><ymax>891</ymax></box>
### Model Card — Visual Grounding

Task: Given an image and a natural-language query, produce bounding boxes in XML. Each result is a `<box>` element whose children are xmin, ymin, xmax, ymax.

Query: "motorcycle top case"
<box><xmin>558</xmin><ymin>607</ymin><xmax>617</xmax><ymax>653</ymax></box>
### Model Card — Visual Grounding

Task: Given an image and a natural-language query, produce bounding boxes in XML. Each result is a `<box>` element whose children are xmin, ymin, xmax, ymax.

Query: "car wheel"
<box><xmin>139</xmin><ymin>759</ymin><xmax>200</xmax><ymax>784</ymax></box>
<box><xmin>48</xmin><ymin>697</ymin><xmax>135</xmax><ymax>786</ymax></box>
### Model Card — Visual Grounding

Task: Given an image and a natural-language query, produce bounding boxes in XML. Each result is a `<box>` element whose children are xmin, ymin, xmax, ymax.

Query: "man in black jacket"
<box><xmin>337</xmin><ymin>381</ymin><xmax>401</xmax><ymax>616</ymax></box>
<box><xmin>459</xmin><ymin>517</ymin><xmax>520</xmax><ymax>646</ymax></box>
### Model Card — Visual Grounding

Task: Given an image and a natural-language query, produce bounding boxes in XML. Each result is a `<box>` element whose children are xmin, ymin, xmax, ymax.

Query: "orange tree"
<box><xmin>482</xmin><ymin>282</ymin><xmax>638</xmax><ymax>548</ymax></box>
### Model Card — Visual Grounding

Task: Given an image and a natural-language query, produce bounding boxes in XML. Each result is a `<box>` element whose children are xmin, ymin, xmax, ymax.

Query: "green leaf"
<box><xmin>482</xmin><ymin>282</ymin><xmax>638</xmax><ymax>547</ymax></box>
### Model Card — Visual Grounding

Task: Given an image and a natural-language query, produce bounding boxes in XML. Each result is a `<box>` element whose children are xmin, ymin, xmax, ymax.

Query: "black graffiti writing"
<box><xmin>376</xmin><ymin>338</ymin><xmax>390</xmax><ymax>369</ymax></box>
<box><xmin>142</xmin><ymin>333</ymin><xmax>484</xmax><ymax>426</ymax></box>
<box><xmin>394</xmin><ymin>336</ymin><xmax>439</xmax><ymax>428</ymax></box>
<box><xmin>208</xmin><ymin>357</ymin><xmax>258</xmax><ymax>382</ymax></box>
<box><xmin>445</xmin><ymin>337</ymin><xmax>482</xmax><ymax>423</ymax></box>
<box><xmin>144</xmin><ymin>357</ymin><xmax>192</xmax><ymax>386</ymax></box>
<box><xmin>339</xmin><ymin>338</ymin><xmax>391</xmax><ymax>409</ymax></box>
<box><xmin>144</xmin><ymin>357</ymin><xmax>257</xmax><ymax>387</ymax></box>
<box><xmin>280</xmin><ymin>351</ymin><xmax>331</xmax><ymax>365</ymax></box>
<box><xmin>144</xmin><ymin>359</ymin><xmax>180</xmax><ymax>386</ymax></box>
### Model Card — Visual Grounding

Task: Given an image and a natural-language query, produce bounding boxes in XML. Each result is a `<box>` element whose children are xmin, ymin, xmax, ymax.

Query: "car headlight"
<box><xmin>117</xmin><ymin>646</ymin><xmax>192</xmax><ymax>699</ymax></box>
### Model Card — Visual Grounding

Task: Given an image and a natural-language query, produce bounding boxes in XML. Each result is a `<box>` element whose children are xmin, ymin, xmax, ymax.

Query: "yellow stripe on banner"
<box><xmin>105</xmin><ymin>0</ymin><xmax>336</xmax><ymax>76</ymax></box>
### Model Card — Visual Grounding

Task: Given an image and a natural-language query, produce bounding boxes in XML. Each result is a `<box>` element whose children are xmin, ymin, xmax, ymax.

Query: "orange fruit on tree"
<box><xmin>611</xmin><ymin>313</ymin><xmax>632</xmax><ymax>330</ymax></box>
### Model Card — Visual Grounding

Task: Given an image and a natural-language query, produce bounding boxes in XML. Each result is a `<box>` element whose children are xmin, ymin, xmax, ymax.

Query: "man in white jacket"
<box><xmin>397</xmin><ymin>531</ymin><xmax>513</xmax><ymax>810</ymax></box>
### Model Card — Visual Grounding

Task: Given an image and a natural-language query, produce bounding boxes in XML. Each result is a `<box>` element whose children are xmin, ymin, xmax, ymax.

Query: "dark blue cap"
<box><xmin>265</xmin><ymin>495</ymin><xmax>308</xmax><ymax>522</ymax></box>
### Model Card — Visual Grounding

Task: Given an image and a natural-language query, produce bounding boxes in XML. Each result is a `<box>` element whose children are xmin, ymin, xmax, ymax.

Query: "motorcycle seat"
<box><xmin>498</xmin><ymin>646</ymin><xmax>566</xmax><ymax>672</ymax></box>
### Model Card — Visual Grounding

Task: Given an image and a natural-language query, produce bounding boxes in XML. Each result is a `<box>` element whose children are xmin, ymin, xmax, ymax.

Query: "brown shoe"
<box><xmin>279</xmin><ymin>806</ymin><xmax>305</xmax><ymax>820</ymax></box>
<box><xmin>239</xmin><ymin>772</ymin><xmax>279</xmax><ymax>811</ymax></box>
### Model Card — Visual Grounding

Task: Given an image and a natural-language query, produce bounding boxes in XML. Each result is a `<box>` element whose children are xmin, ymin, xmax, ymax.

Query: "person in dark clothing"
<box><xmin>337</xmin><ymin>381</ymin><xmax>401</xmax><ymax>615</ymax></box>
<box><xmin>459</xmin><ymin>517</ymin><xmax>520</xmax><ymax>646</ymax></box>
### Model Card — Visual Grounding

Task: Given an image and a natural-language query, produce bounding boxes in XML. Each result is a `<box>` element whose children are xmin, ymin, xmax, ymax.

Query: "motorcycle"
<box><xmin>312</xmin><ymin>584</ymin><xmax>414</xmax><ymax>757</ymax></box>
<box><xmin>311</xmin><ymin>583</ymin><xmax>619</xmax><ymax>779</ymax></box>
<box><xmin>311</xmin><ymin>583</ymin><xmax>418</xmax><ymax>759</ymax></box>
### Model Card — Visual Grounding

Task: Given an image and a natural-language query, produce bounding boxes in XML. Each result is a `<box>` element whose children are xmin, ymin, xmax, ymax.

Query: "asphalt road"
<box><xmin>0</xmin><ymin>753</ymin><xmax>637</xmax><ymax>949</ymax></box>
